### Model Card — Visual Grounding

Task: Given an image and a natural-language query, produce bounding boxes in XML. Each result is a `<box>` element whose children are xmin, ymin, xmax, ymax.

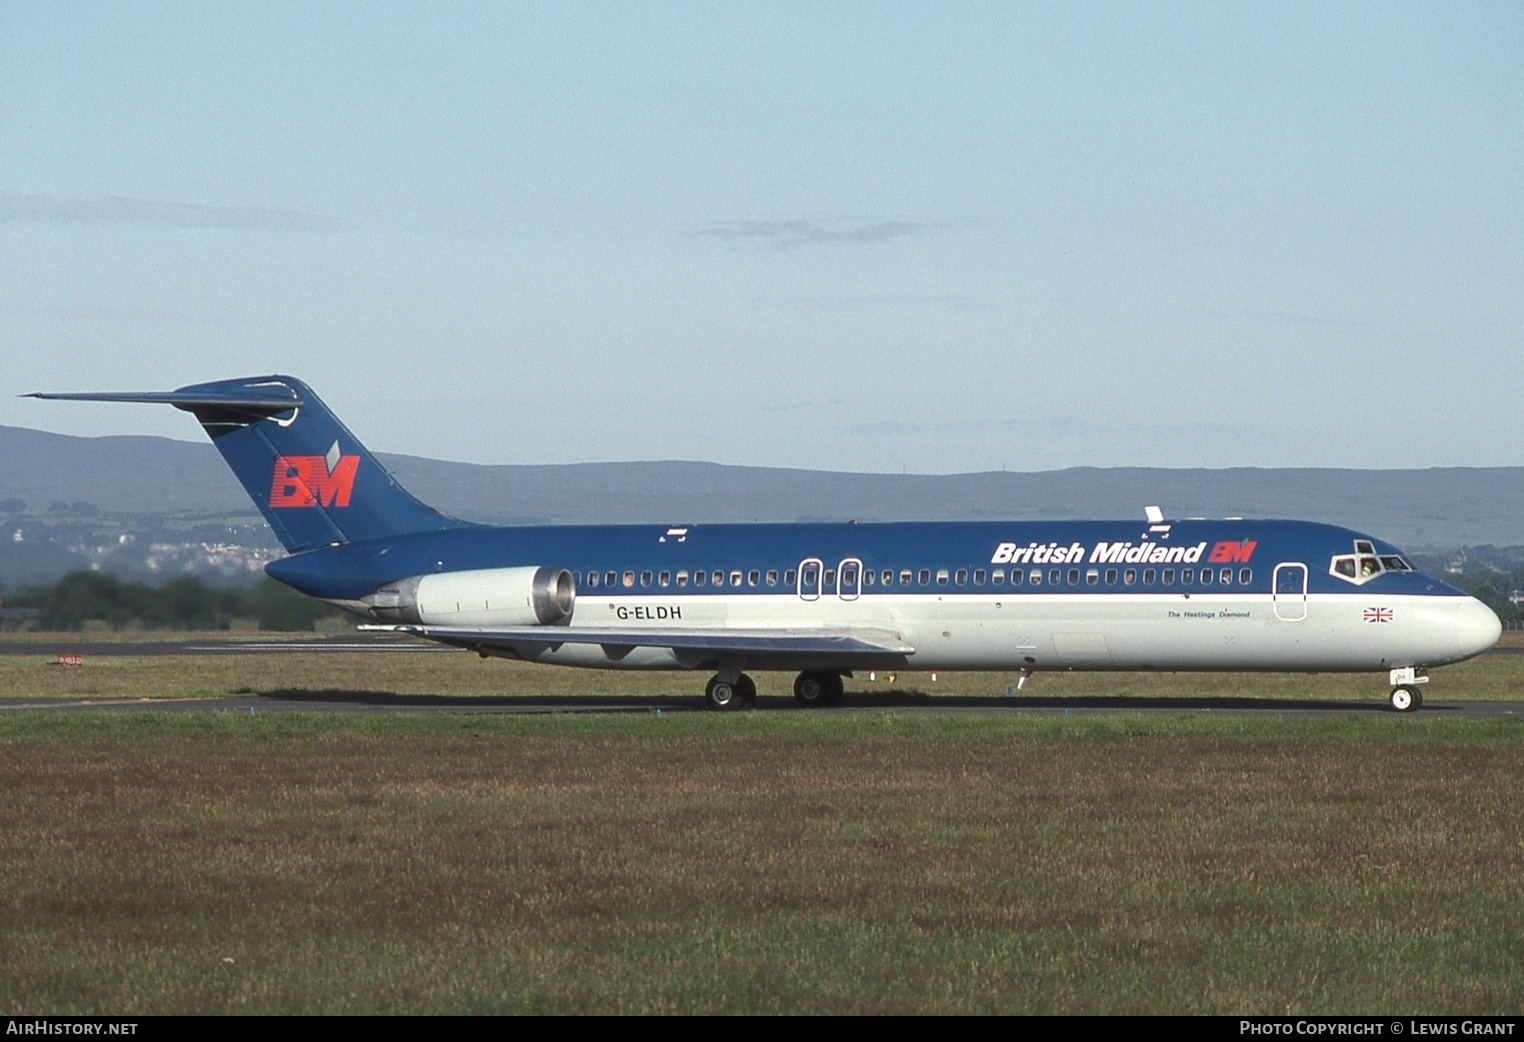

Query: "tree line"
<box><xmin>0</xmin><ymin>572</ymin><xmax>345</xmax><ymax>632</ymax></box>
<box><xmin>1450</xmin><ymin>575</ymin><xmax>1524</xmax><ymax>625</ymax></box>
<box><xmin>1410</xmin><ymin>548</ymin><xmax>1524</xmax><ymax>625</ymax></box>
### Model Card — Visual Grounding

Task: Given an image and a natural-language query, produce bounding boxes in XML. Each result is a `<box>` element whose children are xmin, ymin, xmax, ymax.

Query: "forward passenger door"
<box><xmin>1273</xmin><ymin>563</ymin><xmax>1308</xmax><ymax>622</ymax></box>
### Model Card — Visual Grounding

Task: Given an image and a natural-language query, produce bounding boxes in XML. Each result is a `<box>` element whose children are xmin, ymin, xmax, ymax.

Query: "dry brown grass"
<box><xmin>0</xmin><ymin>711</ymin><xmax>1521</xmax><ymax>1014</ymax></box>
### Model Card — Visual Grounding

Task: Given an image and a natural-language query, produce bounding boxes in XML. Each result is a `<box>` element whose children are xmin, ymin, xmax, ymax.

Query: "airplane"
<box><xmin>28</xmin><ymin>374</ymin><xmax>1502</xmax><ymax>712</ymax></box>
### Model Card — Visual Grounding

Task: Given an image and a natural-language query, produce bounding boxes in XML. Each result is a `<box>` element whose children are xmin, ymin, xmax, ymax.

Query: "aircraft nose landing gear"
<box><xmin>1388</xmin><ymin>667</ymin><xmax>1427</xmax><ymax>712</ymax></box>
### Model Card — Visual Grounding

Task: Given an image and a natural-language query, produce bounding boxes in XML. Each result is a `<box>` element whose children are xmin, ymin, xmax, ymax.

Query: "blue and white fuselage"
<box><xmin>30</xmin><ymin>376</ymin><xmax>1501</xmax><ymax>711</ymax></box>
<box><xmin>270</xmin><ymin>517</ymin><xmax>1498</xmax><ymax>678</ymax></box>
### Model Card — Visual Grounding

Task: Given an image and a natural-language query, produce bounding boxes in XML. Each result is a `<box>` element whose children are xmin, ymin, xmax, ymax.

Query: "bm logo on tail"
<box><xmin>270</xmin><ymin>440</ymin><xmax>358</xmax><ymax>508</ymax></box>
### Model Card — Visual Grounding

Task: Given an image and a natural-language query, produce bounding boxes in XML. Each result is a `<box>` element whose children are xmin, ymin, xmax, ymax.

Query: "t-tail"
<box><xmin>27</xmin><ymin>375</ymin><xmax>470</xmax><ymax>552</ymax></box>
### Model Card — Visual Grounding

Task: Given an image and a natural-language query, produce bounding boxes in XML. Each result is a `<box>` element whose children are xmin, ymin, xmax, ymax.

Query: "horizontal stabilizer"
<box><xmin>25</xmin><ymin>387</ymin><xmax>302</xmax><ymax>415</ymax></box>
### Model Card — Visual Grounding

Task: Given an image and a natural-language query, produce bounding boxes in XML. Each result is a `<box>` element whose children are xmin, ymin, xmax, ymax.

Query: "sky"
<box><xmin>1</xmin><ymin>2</ymin><xmax>1519</xmax><ymax>474</ymax></box>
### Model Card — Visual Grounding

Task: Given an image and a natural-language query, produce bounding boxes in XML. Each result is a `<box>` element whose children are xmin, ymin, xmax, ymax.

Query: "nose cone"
<box><xmin>1457</xmin><ymin>598</ymin><xmax>1503</xmax><ymax>659</ymax></box>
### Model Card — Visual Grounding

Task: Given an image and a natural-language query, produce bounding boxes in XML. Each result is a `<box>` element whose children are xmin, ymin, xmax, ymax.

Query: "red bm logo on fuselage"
<box><xmin>269</xmin><ymin>455</ymin><xmax>359</xmax><ymax>508</ymax></box>
<box><xmin>1207</xmin><ymin>540</ymin><xmax>1257</xmax><ymax>563</ymax></box>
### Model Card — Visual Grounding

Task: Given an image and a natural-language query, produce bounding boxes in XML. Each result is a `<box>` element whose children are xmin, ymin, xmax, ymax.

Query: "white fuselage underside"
<box><xmin>444</xmin><ymin>590</ymin><xmax>1490</xmax><ymax>674</ymax></box>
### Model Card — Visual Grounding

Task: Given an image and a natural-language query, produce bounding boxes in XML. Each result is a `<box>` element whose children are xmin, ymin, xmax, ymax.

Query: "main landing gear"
<box><xmin>704</xmin><ymin>673</ymin><xmax>756</xmax><ymax>711</ymax></box>
<box><xmin>702</xmin><ymin>670</ymin><xmax>847</xmax><ymax>711</ymax></box>
<box><xmin>1388</xmin><ymin>666</ymin><xmax>1428</xmax><ymax>713</ymax></box>
<box><xmin>792</xmin><ymin>670</ymin><xmax>844</xmax><ymax>707</ymax></box>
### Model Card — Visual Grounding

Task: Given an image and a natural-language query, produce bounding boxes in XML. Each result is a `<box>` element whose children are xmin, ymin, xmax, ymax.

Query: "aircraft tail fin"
<box><xmin>28</xmin><ymin>375</ymin><xmax>470</xmax><ymax>553</ymax></box>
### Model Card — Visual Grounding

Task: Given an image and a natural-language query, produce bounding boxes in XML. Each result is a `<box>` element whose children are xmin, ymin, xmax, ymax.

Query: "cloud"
<box><xmin>0</xmin><ymin>192</ymin><xmax>339</xmax><ymax>232</ymax></box>
<box><xmin>789</xmin><ymin>291</ymin><xmax>979</xmax><ymax>312</ymax></box>
<box><xmin>688</xmin><ymin>216</ymin><xmax>949</xmax><ymax>250</ymax></box>
<box><xmin>756</xmin><ymin>396</ymin><xmax>849</xmax><ymax>416</ymax></box>
<box><xmin>844</xmin><ymin>419</ymin><xmax>931</xmax><ymax>437</ymax></box>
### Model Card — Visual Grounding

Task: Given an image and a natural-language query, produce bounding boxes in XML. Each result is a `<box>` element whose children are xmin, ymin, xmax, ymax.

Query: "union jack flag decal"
<box><xmin>1364</xmin><ymin>607</ymin><xmax>1393</xmax><ymax>623</ymax></box>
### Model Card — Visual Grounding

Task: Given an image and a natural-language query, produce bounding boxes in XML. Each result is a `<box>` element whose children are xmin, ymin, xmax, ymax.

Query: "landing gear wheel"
<box><xmin>706</xmin><ymin>673</ymin><xmax>756</xmax><ymax>711</ymax></box>
<box><xmin>793</xmin><ymin>670</ymin><xmax>844</xmax><ymax>707</ymax></box>
<box><xmin>1390</xmin><ymin>685</ymin><xmax>1422</xmax><ymax>712</ymax></box>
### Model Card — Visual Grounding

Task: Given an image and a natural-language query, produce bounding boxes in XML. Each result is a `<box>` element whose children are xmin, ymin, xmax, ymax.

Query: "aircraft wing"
<box><xmin>360</xmin><ymin>623</ymin><xmax>915</xmax><ymax>658</ymax></box>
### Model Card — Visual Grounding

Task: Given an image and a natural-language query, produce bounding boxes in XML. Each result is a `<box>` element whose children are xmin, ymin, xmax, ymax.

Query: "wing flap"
<box><xmin>360</xmin><ymin>623</ymin><xmax>915</xmax><ymax>656</ymax></box>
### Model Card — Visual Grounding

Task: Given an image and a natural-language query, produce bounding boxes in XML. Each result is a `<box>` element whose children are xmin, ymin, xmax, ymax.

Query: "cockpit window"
<box><xmin>1331</xmin><ymin>541</ymin><xmax>1408</xmax><ymax>586</ymax></box>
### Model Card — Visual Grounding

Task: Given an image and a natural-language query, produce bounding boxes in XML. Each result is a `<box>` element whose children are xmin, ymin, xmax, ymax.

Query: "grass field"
<box><xmin>0</xmin><ymin>630</ymin><xmax>1521</xmax><ymax>704</ymax></box>
<box><xmin>1</xmin><ymin>639</ymin><xmax>1522</xmax><ymax>1014</ymax></box>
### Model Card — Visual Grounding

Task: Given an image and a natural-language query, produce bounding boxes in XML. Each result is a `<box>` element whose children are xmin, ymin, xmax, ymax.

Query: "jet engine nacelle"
<box><xmin>364</xmin><ymin>566</ymin><xmax>575</xmax><ymax>627</ymax></box>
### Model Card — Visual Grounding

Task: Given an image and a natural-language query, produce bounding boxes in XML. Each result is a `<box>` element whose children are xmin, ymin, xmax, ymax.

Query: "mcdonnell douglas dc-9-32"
<box><xmin>29</xmin><ymin>375</ymin><xmax>1501</xmax><ymax>712</ymax></box>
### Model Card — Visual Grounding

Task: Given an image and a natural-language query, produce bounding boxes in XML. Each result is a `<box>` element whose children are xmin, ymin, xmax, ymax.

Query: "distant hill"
<box><xmin>1</xmin><ymin>424</ymin><xmax>1521</xmax><ymax>583</ymax></box>
<box><xmin>379</xmin><ymin>455</ymin><xmax>1524</xmax><ymax>550</ymax></box>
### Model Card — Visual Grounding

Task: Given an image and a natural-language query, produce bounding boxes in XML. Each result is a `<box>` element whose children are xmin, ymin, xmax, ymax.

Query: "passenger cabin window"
<box><xmin>713</xmin><ymin>570</ymin><xmax>725</xmax><ymax>586</ymax></box>
<box><xmin>785</xmin><ymin>569</ymin><xmax>797</xmax><ymax>585</ymax></box>
<box><xmin>840</xmin><ymin>566</ymin><xmax>856</xmax><ymax>586</ymax></box>
<box><xmin>694</xmin><ymin>570</ymin><xmax>706</xmax><ymax>586</ymax></box>
<box><xmin>1219</xmin><ymin>568</ymin><xmax>1232</xmax><ymax>585</ymax></box>
<box><xmin>991</xmin><ymin>569</ymin><xmax>1004</xmax><ymax>585</ymax></box>
<box><xmin>641</xmin><ymin>570</ymin><xmax>653</xmax><ymax>586</ymax></box>
<box><xmin>955</xmin><ymin>568</ymin><xmax>968</xmax><ymax>585</ymax></box>
<box><xmin>623</xmin><ymin>571</ymin><xmax>635</xmax><ymax>588</ymax></box>
<box><xmin>1029</xmin><ymin>569</ymin><xmax>1041</xmax><ymax>586</ymax></box>
<box><xmin>676</xmin><ymin>571</ymin><xmax>688</xmax><ymax>587</ymax></box>
<box><xmin>587</xmin><ymin>571</ymin><xmax>600</xmax><ymax>588</ymax></box>
<box><xmin>605</xmin><ymin>571</ymin><xmax>617</xmax><ymax>587</ymax></box>
<box><xmin>767</xmin><ymin>570</ymin><xmax>779</xmax><ymax>586</ymax></box>
<box><xmin>1201</xmin><ymin>569</ymin><xmax>1212</xmax><ymax>585</ymax></box>
<box><xmin>659</xmin><ymin>571</ymin><xmax>670</xmax><ymax>587</ymax></box>
<box><xmin>902</xmin><ymin>570</ymin><xmax>914</xmax><ymax>585</ymax></box>
<box><xmin>748</xmin><ymin>570</ymin><xmax>760</xmax><ymax>586</ymax></box>
<box><xmin>1085</xmin><ymin>568</ymin><xmax>1099</xmax><ymax>585</ymax></box>
<box><xmin>881</xmin><ymin>570</ymin><xmax>893</xmax><ymax>585</ymax></box>
<box><xmin>1143</xmin><ymin>568</ymin><xmax>1156</xmax><ymax>585</ymax></box>
<box><xmin>1048</xmin><ymin>568</ymin><xmax>1061</xmax><ymax>585</ymax></box>
<box><xmin>1239</xmin><ymin>568</ymin><xmax>1252</xmax><ymax>585</ymax></box>
<box><xmin>1067</xmin><ymin>568</ymin><xmax>1079</xmax><ymax>585</ymax></box>
<box><xmin>974</xmin><ymin>569</ymin><xmax>986</xmax><ymax>585</ymax></box>
<box><xmin>918</xmin><ymin>569</ymin><xmax>930</xmax><ymax>585</ymax></box>
<box><xmin>1162</xmin><ymin>568</ymin><xmax>1175</xmax><ymax>585</ymax></box>
<box><xmin>1106</xmin><ymin>568</ymin><xmax>1118</xmax><ymax>585</ymax></box>
<box><xmin>936</xmin><ymin>569</ymin><xmax>950</xmax><ymax>585</ymax></box>
<box><xmin>730</xmin><ymin>571</ymin><xmax>743</xmax><ymax>587</ymax></box>
<box><xmin>1181</xmin><ymin>568</ymin><xmax>1194</xmax><ymax>584</ymax></box>
<box><xmin>1124</xmin><ymin>569</ymin><xmax>1136</xmax><ymax>585</ymax></box>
